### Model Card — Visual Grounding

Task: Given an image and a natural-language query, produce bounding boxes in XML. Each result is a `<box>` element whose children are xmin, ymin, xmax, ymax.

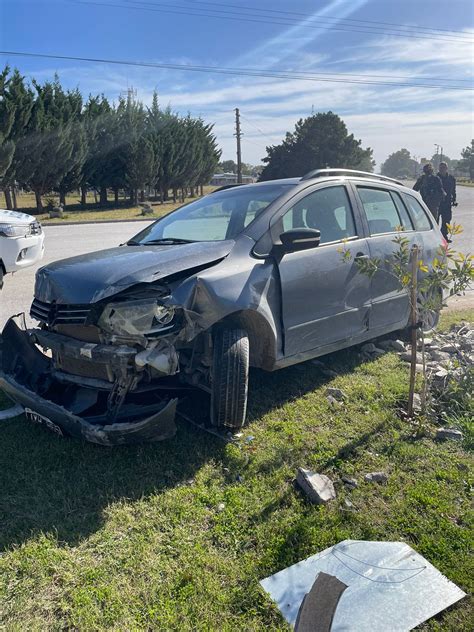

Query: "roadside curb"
<box><xmin>42</xmin><ymin>217</ymin><xmax>156</xmax><ymax>227</ymax></box>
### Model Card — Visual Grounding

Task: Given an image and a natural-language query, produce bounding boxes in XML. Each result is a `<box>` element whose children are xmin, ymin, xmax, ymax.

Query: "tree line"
<box><xmin>381</xmin><ymin>144</ymin><xmax>474</xmax><ymax>180</ymax></box>
<box><xmin>0</xmin><ymin>66</ymin><xmax>221</xmax><ymax>211</ymax></box>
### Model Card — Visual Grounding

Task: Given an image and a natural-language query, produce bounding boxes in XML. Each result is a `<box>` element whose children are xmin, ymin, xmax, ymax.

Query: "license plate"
<box><xmin>24</xmin><ymin>408</ymin><xmax>64</xmax><ymax>436</ymax></box>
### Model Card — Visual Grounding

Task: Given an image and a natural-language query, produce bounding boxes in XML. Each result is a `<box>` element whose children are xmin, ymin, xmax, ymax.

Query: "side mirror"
<box><xmin>277</xmin><ymin>228</ymin><xmax>321</xmax><ymax>253</ymax></box>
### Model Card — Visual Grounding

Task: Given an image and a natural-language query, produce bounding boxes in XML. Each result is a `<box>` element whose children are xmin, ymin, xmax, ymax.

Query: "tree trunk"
<box><xmin>12</xmin><ymin>188</ymin><xmax>17</xmax><ymax>209</ymax></box>
<box><xmin>130</xmin><ymin>189</ymin><xmax>138</xmax><ymax>206</ymax></box>
<box><xmin>80</xmin><ymin>186</ymin><xmax>87</xmax><ymax>208</ymax></box>
<box><xmin>139</xmin><ymin>189</ymin><xmax>145</xmax><ymax>203</ymax></box>
<box><xmin>99</xmin><ymin>186</ymin><xmax>107</xmax><ymax>206</ymax></box>
<box><xmin>34</xmin><ymin>189</ymin><xmax>43</xmax><ymax>213</ymax></box>
<box><xmin>93</xmin><ymin>189</ymin><xmax>98</xmax><ymax>204</ymax></box>
<box><xmin>172</xmin><ymin>189</ymin><xmax>177</xmax><ymax>203</ymax></box>
<box><xmin>114</xmin><ymin>187</ymin><xmax>119</xmax><ymax>205</ymax></box>
<box><xmin>200</xmin><ymin>184</ymin><xmax>204</xmax><ymax>196</ymax></box>
<box><xmin>3</xmin><ymin>188</ymin><xmax>13</xmax><ymax>210</ymax></box>
<box><xmin>59</xmin><ymin>190</ymin><xmax>66</xmax><ymax>207</ymax></box>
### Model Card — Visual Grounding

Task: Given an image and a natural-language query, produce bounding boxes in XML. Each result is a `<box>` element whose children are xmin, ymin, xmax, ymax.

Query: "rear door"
<box><xmin>273</xmin><ymin>183</ymin><xmax>372</xmax><ymax>357</ymax></box>
<box><xmin>351</xmin><ymin>184</ymin><xmax>418</xmax><ymax>330</ymax></box>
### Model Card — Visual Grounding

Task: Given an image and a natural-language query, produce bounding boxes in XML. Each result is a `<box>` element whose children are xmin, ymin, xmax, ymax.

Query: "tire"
<box><xmin>210</xmin><ymin>327</ymin><xmax>249</xmax><ymax>429</ymax></box>
<box><xmin>417</xmin><ymin>288</ymin><xmax>442</xmax><ymax>333</ymax></box>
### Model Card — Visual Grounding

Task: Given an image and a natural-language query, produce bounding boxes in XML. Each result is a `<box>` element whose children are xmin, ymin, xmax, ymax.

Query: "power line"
<box><xmin>72</xmin><ymin>0</ymin><xmax>474</xmax><ymax>44</ymax></box>
<box><xmin>181</xmin><ymin>0</ymin><xmax>473</xmax><ymax>38</ymax></box>
<box><xmin>124</xmin><ymin>0</ymin><xmax>474</xmax><ymax>41</ymax></box>
<box><xmin>2</xmin><ymin>51</ymin><xmax>473</xmax><ymax>91</ymax></box>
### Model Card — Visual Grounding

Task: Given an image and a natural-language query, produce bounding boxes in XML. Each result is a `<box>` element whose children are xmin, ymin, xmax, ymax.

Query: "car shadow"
<box><xmin>0</xmin><ymin>345</ymin><xmax>376</xmax><ymax>552</ymax></box>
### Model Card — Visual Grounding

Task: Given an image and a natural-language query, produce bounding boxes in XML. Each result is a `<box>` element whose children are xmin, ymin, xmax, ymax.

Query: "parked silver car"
<box><xmin>0</xmin><ymin>170</ymin><xmax>445</xmax><ymax>444</ymax></box>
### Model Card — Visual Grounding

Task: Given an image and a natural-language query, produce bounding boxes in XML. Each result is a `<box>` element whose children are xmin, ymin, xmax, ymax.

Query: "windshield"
<box><xmin>129</xmin><ymin>183</ymin><xmax>292</xmax><ymax>244</ymax></box>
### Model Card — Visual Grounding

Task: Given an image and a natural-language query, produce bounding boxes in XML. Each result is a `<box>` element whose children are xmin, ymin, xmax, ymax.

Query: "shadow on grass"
<box><xmin>0</xmin><ymin>346</ymin><xmax>370</xmax><ymax>551</ymax></box>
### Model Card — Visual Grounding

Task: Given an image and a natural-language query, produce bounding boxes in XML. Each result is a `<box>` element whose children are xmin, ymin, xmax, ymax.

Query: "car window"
<box><xmin>282</xmin><ymin>186</ymin><xmax>357</xmax><ymax>245</ymax></box>
<box><xmin>390</xmin><ymin>192</ymin><xmax>414</xmax><ymax>231</ymax></box>
<box><xmin>357</xmin><ymin>187</ymin><xmax>404</xmax><ymax>235</ymax></box>
<box><xmin>401</xmin><ymin>193</ymin><xmax>432</xmax><ymax>231</ymax></box>
<box><xmin>131</xmin><ymin>183</ymin><xmax>292</xmax><ymax>243</ymax></box>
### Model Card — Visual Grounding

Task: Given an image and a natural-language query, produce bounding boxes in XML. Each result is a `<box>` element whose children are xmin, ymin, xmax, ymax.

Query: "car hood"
<box><xmin>35</xmin><ymin>241</ymin><xmax>235</xmax><ymax>304</ymax></box>
<box><xmin>0</xmin><ymin>209</ymin><xmax>35</xmax><ymax>225</ymax></box>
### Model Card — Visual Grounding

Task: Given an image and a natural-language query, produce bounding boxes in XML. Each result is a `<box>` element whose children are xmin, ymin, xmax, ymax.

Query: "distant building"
<box><xmin>210</xmin><ymin>172</ymin><xmax>255</xmax><ymax>186</ymax></box>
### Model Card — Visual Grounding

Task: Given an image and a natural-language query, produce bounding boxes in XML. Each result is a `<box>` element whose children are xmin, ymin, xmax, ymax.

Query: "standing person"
<box><xmin>413</xmin><ymin>163</ymin><xmax>445</xmax><ymax>221</ymax></box>
<box><xmin>437</xmin><ymin>162</ymin><xmax>457</xmax><ymax>240</ymax></box>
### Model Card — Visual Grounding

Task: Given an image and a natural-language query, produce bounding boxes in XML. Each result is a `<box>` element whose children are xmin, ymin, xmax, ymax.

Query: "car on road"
<box><xmin>0</xmin><ymin>209</ymin><xmax>44</xmax><ymax>289</ymax></box>
<box><xmin>0</xmin><ymin>170</ymin><xmax>445</xmax><ymax>444</ymax></box>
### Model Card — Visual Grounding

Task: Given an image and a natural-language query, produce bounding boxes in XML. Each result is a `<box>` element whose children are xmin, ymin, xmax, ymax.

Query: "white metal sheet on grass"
<box><xmin>260</xmin><ymin>540</ymin><xmax>466</xmax><ymax>631</ymax></box>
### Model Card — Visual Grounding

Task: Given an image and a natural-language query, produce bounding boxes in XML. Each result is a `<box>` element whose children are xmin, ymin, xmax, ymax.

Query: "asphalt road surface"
<box><xmin>0</xmin><ymin>184</ymin><xmax>472</xmax><ymax>329</ymax></box>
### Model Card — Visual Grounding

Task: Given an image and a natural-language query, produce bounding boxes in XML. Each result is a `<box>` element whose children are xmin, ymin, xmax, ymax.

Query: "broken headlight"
<box><xmin>98</xmin><ymin>299</ymin><xmax>175</xmax><ymax>337</ymax></box>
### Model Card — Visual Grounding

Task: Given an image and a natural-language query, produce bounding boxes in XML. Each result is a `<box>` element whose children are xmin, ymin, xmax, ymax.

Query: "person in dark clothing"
<box><xmin>413</xmin><ymin>163</ymin><xmax>445</xmax><ymax>221</ymax></box>
<box><xmin>437</xmin><ymin>162</ymin><xmax>457</xmax><ymax>240</ymax></box>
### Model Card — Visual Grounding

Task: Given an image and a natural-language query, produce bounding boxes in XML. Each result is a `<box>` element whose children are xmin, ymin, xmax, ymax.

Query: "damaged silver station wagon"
<box><xmin>0</xmin><ymin>170</ymin><xmax>445</xmax><ymax>444</ymax></box>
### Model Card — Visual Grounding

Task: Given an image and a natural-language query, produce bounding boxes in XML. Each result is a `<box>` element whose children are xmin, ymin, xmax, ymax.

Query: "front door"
<box><xmin>276</xmin><ymin>185</ymin><xmax>371</xmax><ymax>357</ymax></box>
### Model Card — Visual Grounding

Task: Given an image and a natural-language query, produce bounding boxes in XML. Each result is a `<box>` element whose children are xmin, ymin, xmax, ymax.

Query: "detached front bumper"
<box><xmin>0</xmin><ymin>318</ymin><xmax>178</xmax><ymax>445</ymax></box>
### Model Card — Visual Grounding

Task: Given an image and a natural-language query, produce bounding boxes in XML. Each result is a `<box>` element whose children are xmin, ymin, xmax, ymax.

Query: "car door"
<box><xmin>273</xmin><ymin>184</ymin><xmax>372</xmax><ymax>357</ymax></box>
<box><xmin>351</xmin><ymin>184</ymin><xmax>418</xmax><ymax>330</ymax></box>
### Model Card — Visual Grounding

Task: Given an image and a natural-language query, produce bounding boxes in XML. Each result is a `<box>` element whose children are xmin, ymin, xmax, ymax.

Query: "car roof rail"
<box><xmin>300</xmin><ymin>168</ymin><xmax>404</xmax><ymax>186</ymax></box>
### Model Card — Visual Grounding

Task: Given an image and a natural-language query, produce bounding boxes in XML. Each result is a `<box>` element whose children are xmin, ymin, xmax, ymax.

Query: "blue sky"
<box><xmin>1</xmin><ymin>0</ymin><xmax>473</xmax><ymax>168</ymax></box>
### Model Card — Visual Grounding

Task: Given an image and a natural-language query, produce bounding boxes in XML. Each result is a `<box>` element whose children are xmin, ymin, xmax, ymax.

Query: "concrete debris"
<box><xmin>326</xmin><ymin>395</ymin><xmax>342</xmax><ymax>407</ymax></box>
<box><xmin>343</xmin><ymin>498</ymin><xmax>354</xmax><ymax>509</ymax></box>
<box><xmin>297</xmin><ymin>468</ymin><xmax>337</xmax><ymax>504</ymax></box>
<box><xmin>413</xmin><ymin>393</ymin><xmax>422</xmax><ymax>412</ymax></box>
<box><xmin>364</xmin><ymin>471</ymin><xmax>388</xmax><ymax>484</ymax></box>
<box><xmin>440</xmin><ymin>344</ymin><xmax>459</xmax><ymax>354</ymax></box>
<box><xmin>341</xmin><ymin>475</ymin><xmax>358</xmax><ymax>488</ymax></box>
<box><xmin>361</xmin><ymin>343</ymin><xmax>376</xmax><ymax>354</ymax></box>
<box><xmin>436</xmin><ymin>428</ymin><xmax>464</xmax><ymax>441</ymax></box>
<box><xmin>325</xmin><ymin>387</ymin><xmax>346</xmax><ymax>401</ymax></box>
<box><xmin>216</xmin><ymin>502</ymin><xmax>226</xmax><ymax>512</ymax></box>
<box><xmin>400</xmin><ymin>351</ymin><xmax>423</xmax><ymax>364</ymax></box>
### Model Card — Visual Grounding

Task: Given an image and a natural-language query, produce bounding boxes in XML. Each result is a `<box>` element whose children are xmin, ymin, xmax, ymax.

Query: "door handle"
<box><xmin>355</xmin><ymin>252</ymin><xmax>369</xmax><ymax>259</ymax></box>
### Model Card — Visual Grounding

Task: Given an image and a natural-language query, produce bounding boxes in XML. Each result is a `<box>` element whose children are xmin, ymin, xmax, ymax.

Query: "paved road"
<box><xmin>0</xmin><ymin>185</ymin><xmax>472</xmax><ymax>329</ymax></box>
<box><xmin>0</xmin><ymin>221</ymin><xmax>153</xmax><ymax>328</ymax></box>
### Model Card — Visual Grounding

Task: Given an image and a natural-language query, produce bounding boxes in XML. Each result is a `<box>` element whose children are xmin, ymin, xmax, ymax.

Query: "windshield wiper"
<box><xmin>128</xmin><ymin>238</ymin><xmax>197</xmax><ymax>246</ymax></box>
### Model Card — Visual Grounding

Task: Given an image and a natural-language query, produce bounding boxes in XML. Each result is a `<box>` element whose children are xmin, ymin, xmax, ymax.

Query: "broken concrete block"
<box><xmin>341</xmin><ymin>475</ymin><xmax>358</xmax><ymax>488</ymax></box>
<box><xmin>296</xmin><ymin>468</ymin><xmax>336</xmax><ymax>504</ymax></box>
<box><xmin>216</xmin><ymin>502</ymin><xmax>226</xmax><ymax>512</ymax></box>
<box><xmin>364</xmin><ymin>471</ymin><xmax>388</xmax><ymax>484</ymax></box>
<box><xmin>325</xmin><ymin>387</ymin><xmax>346</xmax><ymax>401</ymax></box>
<box><xmin>361</xmin><ymin>343</ymin><xmax>376</xmax><ymax>354</ymax></box>
<box><xmin>326</xmin><ymin>395</ymin><xmax>342</xmax><ymax>407</ymax></box>
<box><xmin>436</xmin><ymin>428</ymin><xmax>463</xmax><ymax>441</ymax></box>
<box><xmin>400</xmin><ymin>351</ymin><xmax>423</xmax><ymax>363</ymax></box>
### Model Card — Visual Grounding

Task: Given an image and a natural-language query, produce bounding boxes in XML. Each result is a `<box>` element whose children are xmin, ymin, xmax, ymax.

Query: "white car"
<box><xmin>0</xmin><ymin>209</ymin><xmax>45</xmax><ymax>288</ymax></box>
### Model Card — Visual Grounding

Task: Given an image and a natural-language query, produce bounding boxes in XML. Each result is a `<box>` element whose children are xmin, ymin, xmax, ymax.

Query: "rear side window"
<box><xmin>357</xmin><ymin>187</ymin><xmax>403</xmax><ymax>235</ymax></box>
<box><xmin>391</xmin><ymin>192</ymin><xmax>414</xmax><ymax>230</ymax></box>
<box><xmin>401</xmin><ymin>194</ymin><xmax>432</xmax><ymax>231</ymax></box>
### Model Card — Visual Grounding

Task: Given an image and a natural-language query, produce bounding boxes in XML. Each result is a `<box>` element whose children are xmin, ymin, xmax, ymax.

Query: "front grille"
<box><xmin>30</xmin><ymin>298</ymin><xmax>92</xmax><ymax>326</ymax></box>
<box><xmin>55</xmin><ymin>355</ymin><xmax>112</xmax><ymax>381</ymax></box>
<box><xmin>28</xmin><ymin>221</ymin><xmax>42</xmax><ymax>235</ymax></box>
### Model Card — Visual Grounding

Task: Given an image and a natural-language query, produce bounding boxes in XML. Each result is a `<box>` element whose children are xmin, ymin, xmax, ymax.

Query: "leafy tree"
<box><xmin>381</xmin><ymin>148</ymin><xmax>418</xmax><ymax>179</ymax></box>
<box><xmin>259</xmin><ymin>112</ymin><xmax>374</xmax><ymax>181</ymax></box>
<box><xmin>430</xmin><ymin>152</ymin><xmax>452</xmax><ymax>172</ymax></box>
<box><xmin>458</xmin><ymin>139</ymin><xmax>474</xmax><ymax>179</ymax></box>
<box><xmin>218</xmin><ymin>159</ymin><xmax>237</xmax><ymax>173</ymax></box>
<box><xmin>0</xmin><ymin>68</ymin><xmax>34</xmax><ymax>208</ymax></box>
<box><xmin>15</xmin><ymin>77</ymin><xmax>76</xmax><ymax>211</ymax></box>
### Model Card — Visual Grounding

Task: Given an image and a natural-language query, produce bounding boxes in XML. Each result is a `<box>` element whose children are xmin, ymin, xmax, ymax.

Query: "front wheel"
<box><xmin>210</xmin><ymin>327</ymin><xmax>249</xmax><ymax>429</ymax></box>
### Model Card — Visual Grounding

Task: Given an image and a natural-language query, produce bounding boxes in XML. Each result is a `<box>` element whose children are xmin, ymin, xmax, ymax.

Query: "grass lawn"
<box><xmin>0</xmin><ymin>309</ymin><xmax>472</xmax><ymax>630</ymax></box>
<box><xmin>6</xmin><ymin>189</ymin><xmax>217</xmax><ymax>224</ymax></box>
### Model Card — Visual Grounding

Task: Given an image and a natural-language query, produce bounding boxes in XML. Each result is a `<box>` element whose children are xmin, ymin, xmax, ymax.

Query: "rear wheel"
<box><xmin>417</xmin><ymin>288</ymin><xmax>442</xmax><ymax>333</ymax></box>
<box><xmin>210</xmin><ymin>327</ymin><xmax>249</xmax><ymax>429</ymax></box>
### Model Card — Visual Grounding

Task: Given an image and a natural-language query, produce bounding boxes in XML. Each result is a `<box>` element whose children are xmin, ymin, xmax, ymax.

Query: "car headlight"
<box><xmin>98</xmin><ymin>299</ymin><xmax>175</xmax><ymax>336</ymax></box>
<box><xmin>0</xmin><ymin>224</ymin><xmax>28</xmax><ymax>238</ymax></box>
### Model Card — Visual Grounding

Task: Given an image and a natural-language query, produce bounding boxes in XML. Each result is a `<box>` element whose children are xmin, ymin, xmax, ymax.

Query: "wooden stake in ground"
<box><xmin>407</xmin><ymin>244</ymin><xmax>419</xmax><ymax>417</ymax></box>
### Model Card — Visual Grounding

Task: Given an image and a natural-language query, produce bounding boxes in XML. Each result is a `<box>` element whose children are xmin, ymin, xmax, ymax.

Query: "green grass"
<box><xmin>0</xmin><ymin>310</ymin><xmax>472</xmax><ymax>630</ymax></box>
<box><xmin>8</xmin><ymin>189</ymin><xmax>216</xmax><ymax>224</ymax></box>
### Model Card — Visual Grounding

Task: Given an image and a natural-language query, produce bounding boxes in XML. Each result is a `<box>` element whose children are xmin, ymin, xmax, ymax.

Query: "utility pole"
<box><xmin>234</xmin><ymin>108</ymin><xmax>242</xmax><ymax>184</ymax></box>
<box><xmin>434</xmin><ymin>143</ymin><xmax>441</xmax><ymax>170</ymax></box>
